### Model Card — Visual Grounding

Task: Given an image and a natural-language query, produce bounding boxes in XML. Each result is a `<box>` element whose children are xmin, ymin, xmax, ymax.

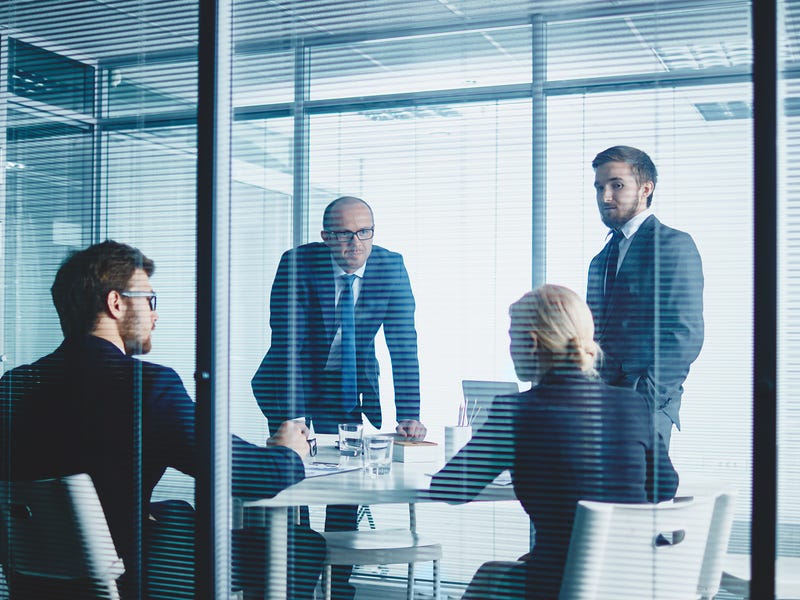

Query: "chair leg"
<box><xmin>106</xmin><ymin>580</ymin><xmax>122</xmax><ymax>600</ymax></box>
<box><xmin>322</xmin><ymin>565</ymin><xmax>332</xmax><ymax>600</ymax></box>
<box><xmin>407</xmin><ymin>562</ymin><xmax>415</xmax><ymax>600</ymax></box>
<box><xmin>433</xmin><ymin>559</ymin><xmax>441</xmax><ymax>600</ymax></box>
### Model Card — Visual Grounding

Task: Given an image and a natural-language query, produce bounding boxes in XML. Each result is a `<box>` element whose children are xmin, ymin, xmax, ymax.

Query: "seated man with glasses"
<box><xmin>0</xmin><ymin>240</ymin><xmax>324</xmax><ymax>599</ymax></box>
<box><xmin>252</xmin><ymin>195</ymin><xmax>426</xmax><ymax>599</ymax></box>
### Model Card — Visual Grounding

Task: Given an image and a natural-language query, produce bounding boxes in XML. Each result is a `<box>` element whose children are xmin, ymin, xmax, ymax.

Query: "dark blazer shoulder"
<box><xmin>286</xmin><ymin>241</ymin><xmax>331</xmax><ymax>266</ymax></box>
<box><xmin>363</xmin><ymin>245</ymin><xmax>408</xmax><ymax>278</ymax></box>
<box><xmin>640</xmin><ymin>215</ymin><xmax>698</xmax><ymax>247</ymax></box>
<box><xmin>365</xmin><ymin>245</ymin><xmax>405</xmax><ymax>267</ymax></box>
<box><xmin>139</xmin><ymin>359</ymin><xmax>186</xmax><ymax>390</ymax></box>
<box><xmin>522</xmin><ymin>374</ymin><xmax>651</xmax><ymax>427</ymax></box>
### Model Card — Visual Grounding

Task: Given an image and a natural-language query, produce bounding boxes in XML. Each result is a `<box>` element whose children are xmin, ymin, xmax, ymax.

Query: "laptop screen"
<box><xmin>461</xmin><ymin>380</ymin><xmax>520</xmax><ymax>430</ymax></box>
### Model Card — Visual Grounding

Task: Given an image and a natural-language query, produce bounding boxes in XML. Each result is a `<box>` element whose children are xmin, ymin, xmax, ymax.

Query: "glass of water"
<box><xmin>338</xmin><ymin>423</ymin><xmax>364</xmax><ymax>461</ymax></box>
<box><xmin>364</xmin><ymin>435</ymin><xmax>394</xmax><ymax>477</ymax></box>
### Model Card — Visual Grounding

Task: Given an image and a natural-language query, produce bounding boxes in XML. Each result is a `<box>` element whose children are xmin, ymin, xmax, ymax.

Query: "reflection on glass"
<box><xmin>9</xmin><ymin>38</ymin><xmax>95</xmax><ymax>114</ymax></box>
<box><xmin>233</xmin><ymin>52</ymin><xmax>294</xmax><ymax>107</ymax></box>
<box><xmin>4</xmin><ymin>104</ymin><xmax>93</xmax><ymax>366</ymax></box>
<box><xmin>308</xmin><ymin>100</ymin><xmax>532</xmax><ymax>582</ymax></box>
<box><xmin>311</xmin><ymin>26</ymin><xmax>531</xmax><ymax>100</ymax></box>
<box><xmin>546</xmin><ymin>6</ymin><xmax>751</xmax><ymax>81</ymax></box>
<box><xmin>105</xmin><ymin>60</ymin><xmax>197</xmax><ymax>119</ymax></box>
<box><xmin>547</xmin><ymin>83</ymin><xmax>752</xmax><ymax>554</ymax></box>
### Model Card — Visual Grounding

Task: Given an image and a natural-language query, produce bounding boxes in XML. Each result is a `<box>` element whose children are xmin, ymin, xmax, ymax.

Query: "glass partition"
<box><xmin>3</xmin><ymin>101</ymin><xmax>94</xmax><ymax>365</ymax></box>
<box><xmin>548</xmin><ymin>81</ymin><xmax>754</xmax><ymax>548</ymax></box>
<box><xmin>0</xmin><ymin>0</ymin><xmax>774</xmax><ymax>598</ymax></box>
<box><xmin>546</xmin><ymin>6</ymin><xmax>752</xmax><ymax>81</ymax></box>
<box><xmin>310</xmin><ymin>25</ymin><xmax>532</xmax><ymax>100</ymax></box>
<box><xmin>779</xmin><ymin>0</ymin><xmax>800</xmax><ymax>585</ymax></box>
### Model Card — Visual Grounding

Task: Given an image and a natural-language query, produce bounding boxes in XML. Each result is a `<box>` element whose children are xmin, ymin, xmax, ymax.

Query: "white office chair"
<box><xmin>320</xmin><ymin>502</ymin><xmax>442</xmax><ymax>600</ymax></box>
<box><xmin>559</xmin><ymin>495</ymin><xmax>716</xmax><ymax>600</ymax></box>
<box><xmin>696</xmin><ymin>489</ymin><xmax>736</xmax><ymax>599</ymax></box>
<box><xmin>0</xmin><ymin>473</ymin><xmax>125</xmax><ymax>599</ymax></box>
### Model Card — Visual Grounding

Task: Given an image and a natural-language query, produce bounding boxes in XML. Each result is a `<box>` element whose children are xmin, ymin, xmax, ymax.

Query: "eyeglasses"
<box><xmin>120</xmin><ymin>291</ymin><xmax>157</xmax><ymax>311</ymax></box>
<box><xmin>324</xmin><ymin>228</ymin><xmax>374</xmax><ymax>242</ymax></box>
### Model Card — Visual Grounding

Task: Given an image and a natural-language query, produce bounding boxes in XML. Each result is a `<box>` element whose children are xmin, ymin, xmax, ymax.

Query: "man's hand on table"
<box><xmin>396</xmin><ymin>419</ymin><xmax>427</xmax><ymax>441</ymax></box>
<box><xmin>268</xmin><ymin>420</ymin><xmax>310</xmax><ymax>458</ymax></box>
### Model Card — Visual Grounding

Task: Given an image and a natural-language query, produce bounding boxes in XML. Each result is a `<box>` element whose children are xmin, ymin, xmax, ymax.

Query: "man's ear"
<box><xmin>640</xmin><ymin>180</ymin><xmax>655</xmax><ymax>201</ymax></box>
<box><xmin>106</xmin><ymin>289</ymin><xmax>124</xmax><ymax>320</ymax></box>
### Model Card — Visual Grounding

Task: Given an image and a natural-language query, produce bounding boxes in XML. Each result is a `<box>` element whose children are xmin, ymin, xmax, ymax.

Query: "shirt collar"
<box><xmin>617</xmin><ymin>207</ymin><xmax>653</xmax><ymax>240</ymax></box>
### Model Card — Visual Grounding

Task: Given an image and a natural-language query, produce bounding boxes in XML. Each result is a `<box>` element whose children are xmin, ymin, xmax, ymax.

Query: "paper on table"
<box><xmin>491</xmin><ymin>470</ymin><xmax>513</xmax><ymax>486</ymax></box>
<box><xmin>304</xmin><ymin>463</ymin><xmax>362</xmax><ymax>478</ymax></box>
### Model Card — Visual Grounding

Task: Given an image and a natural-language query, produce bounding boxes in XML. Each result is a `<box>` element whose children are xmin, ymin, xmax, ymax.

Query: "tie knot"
<box><xmin>342</xmin><ymin>274</ymin><xmax>357</xmax><ymax>286</ymax></box>
<box><xmin>610</xmin><ymin>229</ymin><xmax>624</xmax><ymax>243</ymax></box>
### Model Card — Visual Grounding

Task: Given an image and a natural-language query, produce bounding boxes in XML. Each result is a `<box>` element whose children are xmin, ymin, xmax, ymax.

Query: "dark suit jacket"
<box><xmin>252</xmin><ymin>243</ymin><xmax>420</xmax><ymax>433</ymax></box>
<box><xmin>0</xmin><ymin>335</ymin><xmax>305</xmax><ymax>569</ymax></box>
<box><xmin>429</xmin><ymin>368</ymin><xmax>678</xmax><ymax>599</ymax></box>
<box><xmin>587</xmin><ymin>215</ymin><xmax>704</xmax><ymax>429</ymax></box>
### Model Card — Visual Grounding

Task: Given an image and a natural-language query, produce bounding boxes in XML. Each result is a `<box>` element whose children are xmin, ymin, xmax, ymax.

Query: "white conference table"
<box><xmin>239</xmin><ymin>439</ymin><xmax>516</xmax><ymax>599</ymax></box>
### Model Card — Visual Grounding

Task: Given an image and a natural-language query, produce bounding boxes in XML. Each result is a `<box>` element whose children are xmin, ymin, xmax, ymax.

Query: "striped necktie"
<box><xmin>340</xmin><ymin>274</ymin><xmax>357</xmax><ymax>413</ymax></box>
<box><xmin>604</xmin><ymin>230</ymin><xmax>623</xmax><ymax>298</ymax></box>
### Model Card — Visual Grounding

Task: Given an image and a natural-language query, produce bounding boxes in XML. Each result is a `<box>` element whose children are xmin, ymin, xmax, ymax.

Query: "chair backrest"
<box><xmin>696</xmin><ymin>489</ymin><xmax>737</xmax><ymax>599</ymax></box>
<box><xmin>0</xmin><ymin>474</ymin><xmax>124</xmax><ymax>587</ymax></box>
<box><xmin>559</xmin><ymin>495</ymin><xmax>716</xmax><ymax>600</ymax></box>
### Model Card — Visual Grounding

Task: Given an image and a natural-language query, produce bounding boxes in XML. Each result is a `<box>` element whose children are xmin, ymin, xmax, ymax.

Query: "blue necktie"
<box><xmin>340</xmin><ymin>274</ymin><xmax>357</xmax><ymax>413</ymax></box>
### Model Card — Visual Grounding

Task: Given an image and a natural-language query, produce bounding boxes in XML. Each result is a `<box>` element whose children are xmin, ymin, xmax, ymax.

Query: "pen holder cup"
<box><xmin>444</xmin><ymin>425</ymin><xmax>473</xmax><ymax>461</ymax></box>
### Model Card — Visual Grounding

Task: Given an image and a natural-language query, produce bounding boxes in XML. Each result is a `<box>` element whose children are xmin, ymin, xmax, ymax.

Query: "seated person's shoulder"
<box><xmin>597</xmin><ymin>380</ymin><xmax>655</xmax><ymax>432</ymax></box>
<box><xmin>138</xmin><ymin>360</ymin><xmax>193</xmax><ymax>402</ymax></box>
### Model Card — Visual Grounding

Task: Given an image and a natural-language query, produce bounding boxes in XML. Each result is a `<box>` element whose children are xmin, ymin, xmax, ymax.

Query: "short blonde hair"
<box><xmin>509</xmin><ymin>284</ymin><xmax>600</xmax><ymax>380</ymax></box>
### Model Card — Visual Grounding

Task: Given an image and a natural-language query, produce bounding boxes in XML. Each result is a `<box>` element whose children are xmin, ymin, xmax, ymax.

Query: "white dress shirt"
<box><xmin>610</xmin><ymin>208</ymin><xmax>654</xmax><ymax>274</ymax></box>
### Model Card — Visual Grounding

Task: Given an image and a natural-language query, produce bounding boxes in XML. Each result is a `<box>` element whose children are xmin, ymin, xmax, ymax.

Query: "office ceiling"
<box><xmin>0</xmin><ymin>0</ymin><xmax>757</xmax><ymax>64</ymax></box>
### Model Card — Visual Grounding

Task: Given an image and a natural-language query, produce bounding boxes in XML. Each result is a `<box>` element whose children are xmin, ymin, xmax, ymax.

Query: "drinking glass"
<box><xmin>338</xmin><ymin>423</ymin><xmax>364</xmax><ymax>459</ymax></box>
<box><xmin>364</xmin><ymin>435</ymin><xmax>394</xmax><ymax>477</ymax></box>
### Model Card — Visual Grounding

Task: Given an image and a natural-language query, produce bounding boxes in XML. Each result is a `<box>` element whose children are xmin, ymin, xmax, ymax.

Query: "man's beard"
<box><xmin>121</xmin><ymin>313</ymin><xmax>152</xmax><ymax>355</ymax></box>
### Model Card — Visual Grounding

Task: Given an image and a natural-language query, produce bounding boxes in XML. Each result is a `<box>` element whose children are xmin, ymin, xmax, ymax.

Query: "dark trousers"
<box><xmin>657</xmin><ymin>410</ymin><xmax>674</xmax><ymax>449</ymax></box>
<box><xmin>308</xmin><ymin>374</ymin><xmax>363</xmax><ymax>600</ymax></box>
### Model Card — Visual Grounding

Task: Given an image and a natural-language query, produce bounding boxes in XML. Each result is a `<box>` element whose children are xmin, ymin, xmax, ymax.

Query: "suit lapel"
<box><xmin>357</xmin><ymin>252</ymin><xmax>378</xmax><ymax>316</ymax></box>
<box><xmin>599</xmin><ymin>215</ymin><xmax>658</xmax><ymax>330</ymax></box>
<box><xmin>309</xmin><ymin>246</ymin><xmax>337</xmax><ymax>337</ymax></box>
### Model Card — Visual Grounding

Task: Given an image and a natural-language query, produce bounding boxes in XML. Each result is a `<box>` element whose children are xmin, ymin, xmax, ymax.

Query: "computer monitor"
<box><xmin>461</xmin><ymin>380</ymin><xmax>520</xmax><ymax>430</ymax></box>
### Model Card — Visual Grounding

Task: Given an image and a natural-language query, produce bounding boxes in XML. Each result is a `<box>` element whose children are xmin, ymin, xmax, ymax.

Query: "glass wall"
<box><xmin>1</xmin><ymin>0</ymin><xmax>786</xmax><ymax>598</ymax></box>
<box><xmin>779</xmin><ymin>0</ymin><xmax>800</xmax><ymax>580</ymax></box>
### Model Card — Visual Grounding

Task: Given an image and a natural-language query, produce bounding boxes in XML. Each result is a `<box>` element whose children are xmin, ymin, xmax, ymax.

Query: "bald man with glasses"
<box><xmin>252</xmin><ymin>196</ymin><xmax>425</xmax><ymax>600</ymax></box>
<box><xmin>252</xmin><ymin>195</ymin><xmax>425</xmax><ymax>441</ymax></box>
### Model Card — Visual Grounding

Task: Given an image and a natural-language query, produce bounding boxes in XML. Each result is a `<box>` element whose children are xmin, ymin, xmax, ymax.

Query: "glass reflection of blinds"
<box><xmin>1</xmin><ymin>0</ymin><xmax>777</xmax><ymax>598</ymax></box>
<box><xmin>1</xmin><ymin>2</ymin><xmax>201</xmax><ymax>598</ymax></box>
<box><xmin>779</xmin><ymin>0</ymin><xmax>800</xmax><ymax>565</ymax></box>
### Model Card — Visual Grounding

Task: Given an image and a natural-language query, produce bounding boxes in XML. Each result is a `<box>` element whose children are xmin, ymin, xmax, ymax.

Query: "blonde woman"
<box><xmin>430</xmin><ymin>284</ymin><xmax>678</xmax><ymax>599</ymax></box>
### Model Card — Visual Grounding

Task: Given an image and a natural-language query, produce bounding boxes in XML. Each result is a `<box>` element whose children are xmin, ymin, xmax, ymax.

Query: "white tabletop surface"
<box><xmin>243</xmin><ymin>437</ymin><xmax>516</xmax><ymax>509</ymax></box>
